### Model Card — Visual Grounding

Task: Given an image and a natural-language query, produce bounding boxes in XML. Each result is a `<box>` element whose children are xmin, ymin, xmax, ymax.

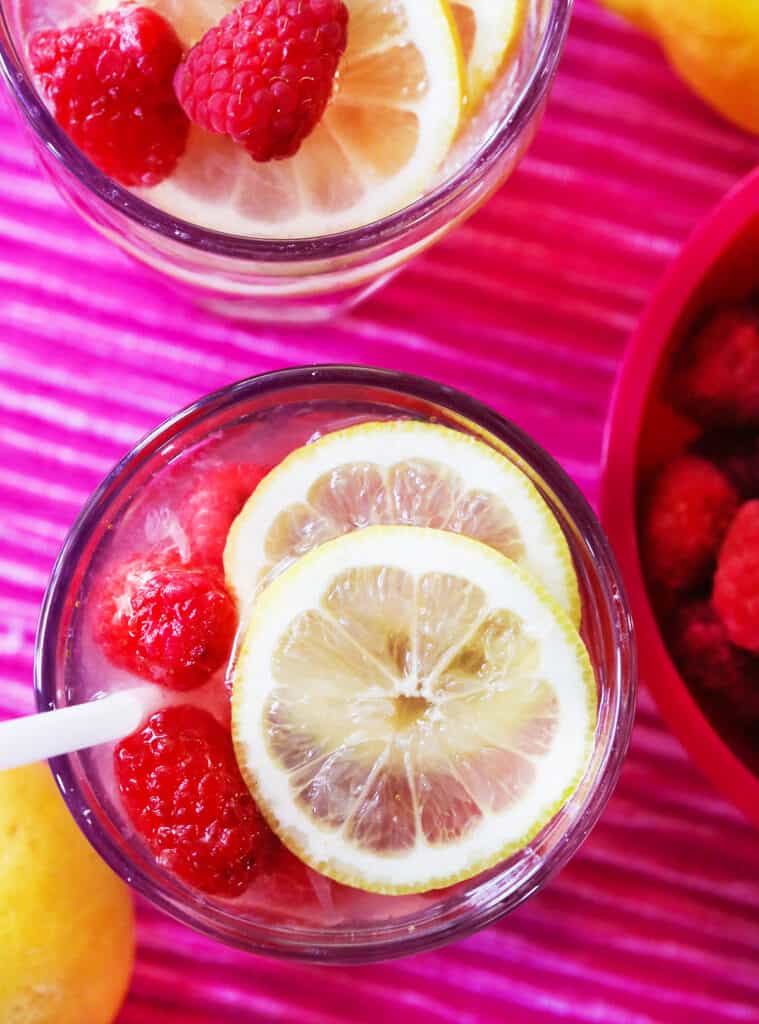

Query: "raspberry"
<box><xmin>174</xmin><ymin>0</ymin><xmax>348</xmax><ymax>161</ymax></box>
<box><xmin>256</xmin><ymin>843</ymin><xmax>342</xmax><ymax>918</ymax></box>
<box><xmin>115</xmin><ymin>705</ymin><xmax>273</xmax><ymax>895</ymax></box>
<box><xmin>693</xmin><ymin>430</ymin><xmax>759</xmax><ymax>500</ymax></box>
<box><xmin>263</xmin><ymin>844</ymin><xmax>317</xmax><ymax>901</ymax></box>
<box><xmin>673</xmin><ymin>304</ymin><xmax>759</xmax><ymax>427</ymax></box>
<box><xmin>29</xmin><ymin>3</ymin><xmax>188</xmax><ymax>186</ymax></box>
<box><xmin>94</xmin><ymin>555</ymin><xmax>237</xmax><ymax>690</ymax></box>
<box><xmin>670</xmin><ymin>601</ymin><xmax>759</xmax><ymax>711</ymax></box>
<box><xmin>714</xmin><ymin>501</ymin><xmax>759</xmax><ymax>653</ymax></box>
<box><xmin>640</xmin><ymin>455</ymin><xmax>739</xmax><ymax>592</ymax></box>
<box><xmin>183</xmin><ymin>462</ymin><xmax>270</xmax><ymax>567</ymax></box>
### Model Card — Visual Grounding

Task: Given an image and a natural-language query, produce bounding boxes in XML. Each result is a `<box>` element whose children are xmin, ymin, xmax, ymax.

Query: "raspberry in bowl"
<box><xmin>36</xmin><ymin>366</ymin><xmax>634</xmax><ymax>961</ymax></box>
<box><xmin>602</xmin><ymin>167</ymin><xmax>759</xmax><ymax>825</ymax></box>
<box><xmin>0</xmin><ymin>0</ymin><xmax>570</xmax><ymax>320</ymax></box>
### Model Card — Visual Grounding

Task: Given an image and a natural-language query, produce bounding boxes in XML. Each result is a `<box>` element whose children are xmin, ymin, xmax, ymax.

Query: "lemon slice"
<box><xmin>127</xmin><ymin>0</ymin><xmax>464</xmax><ymax>238</ymax></box>
<box><xmin>450</xmin><ymin>0</ymin><xmax>525</xmax><ymax>110</ymax></box>
<box><xmin>232</xmin><ymin>526</ymin><xmax>596</xmax><ymax>894</ymax></box>
<box><xmin>225</xmin><ymin>420</ymin><xmax>580</xmax><ymax>625</ymax></box>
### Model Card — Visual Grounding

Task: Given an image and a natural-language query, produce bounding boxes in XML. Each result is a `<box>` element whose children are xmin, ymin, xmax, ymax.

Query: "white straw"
<box><xmin>0</xmin><ymin>688</ymin><xmax>158</xmax><ymax>771</ymax></box>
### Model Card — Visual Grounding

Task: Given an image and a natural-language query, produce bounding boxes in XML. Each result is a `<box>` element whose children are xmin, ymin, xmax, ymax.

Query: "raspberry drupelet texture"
<box><xmin>29</xmin><ymin>3</ymin><xmax>189</xmax><ymax>186</ymax></box>
<box><xmin>183</xmin><ymin>462</ymin><xmax>271</xmax><ymax>568</ymax></box>
<box><xmin>670</xmin><ymin>601</ymin><xmax>759</xmax><ymax>718</ymax></box>
<box><xmin>115</xmin><ymin>705</ymin><xmax>274</xmax><ymax>895</ymax></box>
<box><xmin>255</xmin><ymin>841</ymin><xmax>347</xmax><ymax>916</ymax></box>
<box><xmin>640</xmin><ymin>454</ymin><xmax>739</xmax><ymax>593</ymax></box>
<box><xmin>174</xmin><ymin>0</ymin><xmax>349</xmax><ymax>161</ymax></box>
<box><xmin>94</xmin><ymin>555</ymin><xmax>237</xmax><ymax>690</ymax></box>
<box><xmin>714</xmin><ymin>500</ymin><xmax>759</xmax><ymax>653</ymax></box>
<box><xmin>673</xmin><ymin>304</ymin><xmax>759</xmax><ymax>427</ymax></box>
<box><xmin>694</xmin><ymin>430</ymin><xmax>759</xmax><ymax>500</ymax></box>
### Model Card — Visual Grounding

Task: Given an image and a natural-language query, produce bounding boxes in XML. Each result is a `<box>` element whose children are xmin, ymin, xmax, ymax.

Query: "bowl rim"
<box><xmin>601</xmin><ymin>166</ymin><xmax>759</xmax><ymax>826</ymax></box>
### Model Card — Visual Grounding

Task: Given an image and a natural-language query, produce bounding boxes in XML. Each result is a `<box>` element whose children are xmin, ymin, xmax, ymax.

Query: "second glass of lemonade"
<box><xmin>0</xmin><ymin>0</ymin><xmax>571</xmax><ymax>319</ymax></box>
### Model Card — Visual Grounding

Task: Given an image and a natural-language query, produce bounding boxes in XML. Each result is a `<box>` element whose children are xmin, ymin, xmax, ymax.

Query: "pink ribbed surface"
<box><xmin>1</xmin><ymin>2</ymin><xmax>758</xmax><ymax>1020</ymax></box>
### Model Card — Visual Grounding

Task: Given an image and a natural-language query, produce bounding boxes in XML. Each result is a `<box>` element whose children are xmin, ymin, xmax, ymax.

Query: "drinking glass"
<box><xmin>0</xmin><ymin>1</ymin><xmax>571</xmax><ymax>321</ymax></box>
<box><xmin>36</xmin><ymin>365</ymin><xmax>636</xmax><ymax>963</ymax></box>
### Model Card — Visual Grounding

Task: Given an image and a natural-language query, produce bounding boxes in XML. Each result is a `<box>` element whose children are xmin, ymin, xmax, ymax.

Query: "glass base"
<box><xmin>189</xmin><ymin>268</ymin><xmax>398</xmax><ymax>323</ymax></box>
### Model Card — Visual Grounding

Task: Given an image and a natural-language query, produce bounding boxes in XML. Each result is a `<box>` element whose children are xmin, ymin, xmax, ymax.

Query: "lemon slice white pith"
<box><xmin>232</xmin><ymin>526</ymin><xmax>596</xmax><ymax>895</ymax></box>
<box><xmin>225</xmin><ymin>419</ymin><xmax>580</xmax><ymax>625</ymax></box>
<box><xmin>128</xmin><ymin>0</ymin><xmax>464</xmax><ymax>238</ymax></box>
<box><xmin>451</xmin><ymin>0</ymin><xmax>525</xmax><ymax>110</ymax></box>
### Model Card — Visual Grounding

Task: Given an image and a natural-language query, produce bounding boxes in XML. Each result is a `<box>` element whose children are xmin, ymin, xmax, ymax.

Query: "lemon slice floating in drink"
<box><xmin>451</xmin><ymin>0</ymin><xmax>526</xmax><ymax>110</ymax></box>
<box><xmin>135</xmin><ymin>0</ymin><xmax>465</xmax><ymax>237</ymax></box>
<box><xmin>232</xmin><ymin>526</ymin><xmax>595</xmax><ymax>894</ymax></box>
<box><xmin>225</xmin><ymin>420</ymin><xmax>580</xmax><ymax>624</ymax></box>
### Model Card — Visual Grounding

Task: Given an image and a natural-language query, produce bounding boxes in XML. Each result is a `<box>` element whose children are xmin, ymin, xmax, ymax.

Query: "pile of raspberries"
<box><xmin>640</xmin><ymin>300</ymin><xmax>759</xmax><ymax>768</ymax></box>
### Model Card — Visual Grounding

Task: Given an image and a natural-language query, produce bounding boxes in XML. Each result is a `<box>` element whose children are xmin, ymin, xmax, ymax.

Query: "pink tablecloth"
<box><xmin>1</xmin><ymin>2</ymin><xmax>758</xmax><ymax>1020</ymax></box>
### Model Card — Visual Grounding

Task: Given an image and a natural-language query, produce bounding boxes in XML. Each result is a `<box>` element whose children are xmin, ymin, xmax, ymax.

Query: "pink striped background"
<box><xmin>1</xmin><ymin>1</ymin><xmax>758</xmax><ymax>1020</ymax></box>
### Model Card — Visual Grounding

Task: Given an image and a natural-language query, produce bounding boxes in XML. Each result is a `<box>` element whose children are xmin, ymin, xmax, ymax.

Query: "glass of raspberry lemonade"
<box><xmin>0</xmin><ymin>0</ymin><xmax>570</xmax><ymax>320</ymax></box>
<box><xmin>36</xmin><ymin>366</ymin><xmax>635</xmax><ymax>961</ymax></box>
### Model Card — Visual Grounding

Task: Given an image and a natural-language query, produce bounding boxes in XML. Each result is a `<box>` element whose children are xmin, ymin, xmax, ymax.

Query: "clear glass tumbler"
<box><xmin>0</xmin><ymin>1</ymin><xmax>571</xmax><ymax>321</ymax></box>
<box><xmin>36</xmin><ymin>365</ymin><xmax>636</xmax><ymax>963</ymax></box>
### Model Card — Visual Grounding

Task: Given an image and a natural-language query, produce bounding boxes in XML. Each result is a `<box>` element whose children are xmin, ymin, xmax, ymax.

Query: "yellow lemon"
<box><xmin>0</xmin><ymin>764</ymin><xmax>135</xmax><ymax>1024</ymax></box>
<box><xmin>601</xmin><ymin>0</ymin><xmax>759</xmax><ymax>134</ymax></box>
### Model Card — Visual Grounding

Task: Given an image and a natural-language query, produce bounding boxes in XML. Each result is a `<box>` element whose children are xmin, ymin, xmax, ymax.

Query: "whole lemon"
<box><xmin>0</xmin><ymin>764</ymin><xmax>135</xmax><ymax>1024</ymax></box>
<box><xmin>601</xmin><ymin>0</ymin><xmax>759</xmax><ymax>134</ymax></box>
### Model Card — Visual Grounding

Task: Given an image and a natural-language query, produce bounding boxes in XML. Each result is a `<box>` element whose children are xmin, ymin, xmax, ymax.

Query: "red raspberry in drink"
<box><xmin>29</xmin><ymin>3</ymin><xmax>189</xmax><ymax>186</ymax></box>
<box><xmin>94</xmin><ymin>555</ymin><xmax>237</xmax><ymax>690</ymax></box>
<box><xmin>115</xmin><ymin>705</ymin><xmax>273</xmax><ymax>895</ymax></box>
<box><xmin>183</xmin><ymin>462</ymin><xmax>271</xmax><ymax>568</ymax></box>
<box><xmin>174</xmin><ymin>0</ymin><xmax>349</xmax><ymax>161</ymax></box>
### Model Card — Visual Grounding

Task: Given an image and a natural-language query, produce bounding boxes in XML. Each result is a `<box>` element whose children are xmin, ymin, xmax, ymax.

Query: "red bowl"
<box><xmin>601</xmin><ymin>167</ymin><xmax>759</xmax><ymax>826</ymax></box>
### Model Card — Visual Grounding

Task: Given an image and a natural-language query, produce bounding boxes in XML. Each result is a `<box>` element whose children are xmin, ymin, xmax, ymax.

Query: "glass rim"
<box><xmin>35</xmin><ymin>364</ymin><xmax>636</xmax><ymax>962</ymax></box>
<box><xmin>0</xmin><ymin>0</ymin><xmax>572</xmax><ymax>263</ymax></box>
